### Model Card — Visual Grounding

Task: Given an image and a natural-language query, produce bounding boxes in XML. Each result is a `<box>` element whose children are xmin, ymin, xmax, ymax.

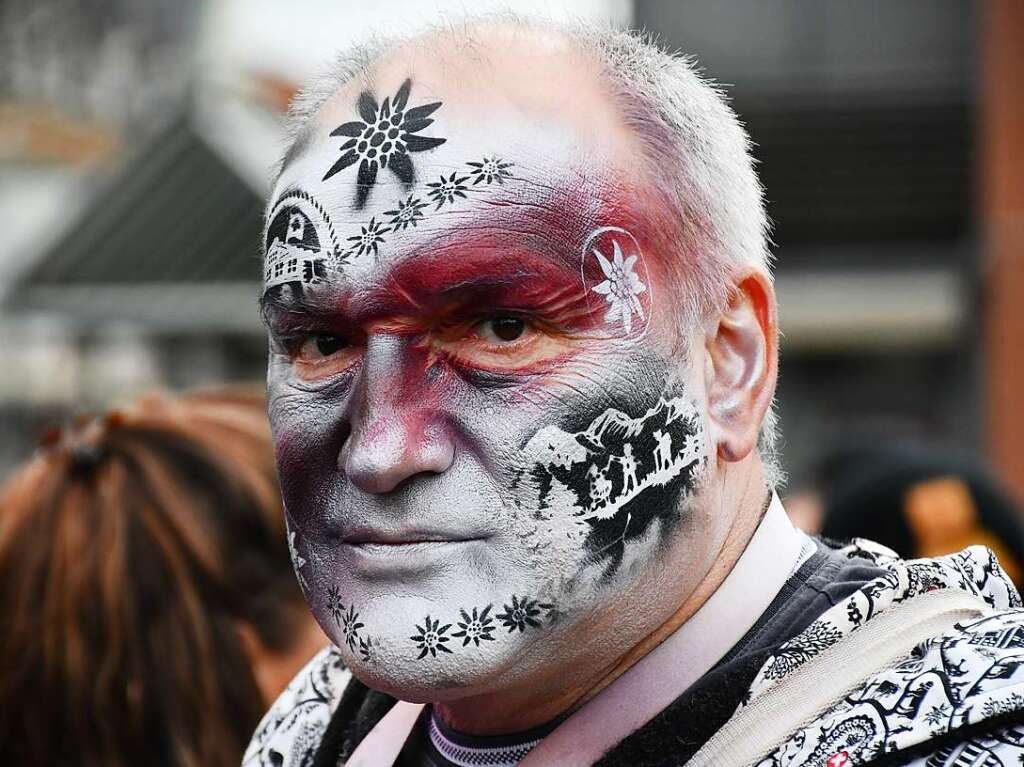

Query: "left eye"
<box><xmin>477</xmin><ymin>317</ymin><xmax>527</xmax><ymax>343</ymax></box>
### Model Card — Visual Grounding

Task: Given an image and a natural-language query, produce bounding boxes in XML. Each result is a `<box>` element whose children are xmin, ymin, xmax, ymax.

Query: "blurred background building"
<box><xmin>1</xmin><ymin>0</ymin><xmax>1021</xmax><ymax>495</ymax></box>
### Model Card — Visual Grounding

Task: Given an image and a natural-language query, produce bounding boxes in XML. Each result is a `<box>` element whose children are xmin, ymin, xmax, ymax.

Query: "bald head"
<box><xmin>277</xmin><ymin>18</ymin><xmax>769</xmax><ymax>318</ymax></box>
<box><xmin>313</xmin><ymin>25</ymin><xmax>635</xmax><ymax>164</ymax></box>
<box><xmin>281</xmin><ymin>24</ymin><xmax>629</xmax><ymax>183</ymax></box>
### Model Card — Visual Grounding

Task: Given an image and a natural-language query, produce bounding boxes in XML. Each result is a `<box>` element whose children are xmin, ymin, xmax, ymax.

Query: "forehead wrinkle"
<box><xmin>345</xmin><ymin>219</ymin><xmax>594</xmax><ymax>325</ymax></box>
<box><xmin>386</xmin><ymin>201</ymin><xmax>591</xmax><ymax>276</ymax></box>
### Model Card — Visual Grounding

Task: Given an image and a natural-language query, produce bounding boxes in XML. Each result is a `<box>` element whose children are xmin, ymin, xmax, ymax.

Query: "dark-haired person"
<box><xmin>248</xmin><ymin>17</ymin><xmax>1024</xmax><ymax>767</ymax></box>
<box><xmin>0</xmin><ymin>389</ymin><xmax>326</xmax><ymax>767</ymax></box>
<box><xmin>812</xmin><ymin>442</ymin><xmax>1024</xmax><ymax>590</ymax></box>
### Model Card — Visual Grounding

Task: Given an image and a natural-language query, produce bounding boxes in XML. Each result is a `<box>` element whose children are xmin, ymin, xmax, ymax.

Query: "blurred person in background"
<box><xmin>0</xmin><ymin>388</ymin><xmax>326</xmax><ymax>767</ymax></box>
<box><xmin>787</xmin><ymin>441</ymin><xmax>1024</xmax><ymax>591</ymax></box>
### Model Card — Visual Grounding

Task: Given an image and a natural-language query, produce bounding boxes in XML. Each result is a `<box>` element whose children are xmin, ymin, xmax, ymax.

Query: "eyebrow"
<box><xmin>260</xmin><ymin>284</ymin><xmax>324</xmax><ymax>320</ymax></box>
<box><xmin>259</xmin><ymin>186</ymin><xmax>617</xmax><ymax>321</ymax></box>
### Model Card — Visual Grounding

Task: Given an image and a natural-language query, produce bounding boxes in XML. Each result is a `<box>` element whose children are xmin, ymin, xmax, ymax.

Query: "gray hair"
<box><xmin>275</xmin><ymin>15</ymin><xmax>783</xmax><ymax>486</ymax></box>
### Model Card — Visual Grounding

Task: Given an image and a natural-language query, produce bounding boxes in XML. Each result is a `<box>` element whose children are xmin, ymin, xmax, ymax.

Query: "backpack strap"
<box><xmin>686</xmin><ymin>588</ymin><xmax>992</xmax><ymax>767</ymax></box>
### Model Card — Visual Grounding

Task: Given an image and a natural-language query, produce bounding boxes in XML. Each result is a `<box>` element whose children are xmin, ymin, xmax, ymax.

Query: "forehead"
<box><xmin>265</xmin><ymin>37</ymin><xmax>651</xmax><ymax>294</ymax></box>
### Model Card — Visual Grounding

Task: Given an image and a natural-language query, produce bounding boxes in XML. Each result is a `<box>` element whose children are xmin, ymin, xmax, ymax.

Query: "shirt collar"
<box><xmin>528</xmin><ymin>493</ymin><xmax>812</xmax><ymax>765</ymax></box>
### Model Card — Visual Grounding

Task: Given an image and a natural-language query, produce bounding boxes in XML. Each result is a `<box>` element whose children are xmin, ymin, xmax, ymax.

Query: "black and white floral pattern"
<box><xmin>466</xmin><ymin>155</ymin><xmax>513</xmax><ymax>185</ymax></box>
<box><xmin>340</xmin><ymin>605</ymin><xmax>364</xmax><ymax>652</ymax></box>
<box><xmin>331</xmin><ymin>150</ymin><xmax>517</xmax><ymax>267</ymax></box>
<box><xmin>345</xmin><ymin>217</ymin><xmax>390</xmax><ymax>259</ymax></box>
<box><xmin>324</xmin><ymin>78</ymin><xmax>447</xmax><ymax>208</ymax></box>
<box><xmin>325</xmin><ymin>584</ymin><xmax>344</xmax><ymax>626</ymax></box>
<box><xmin>242</xmin><ymin>645</ymin><xmax>348</xmax><ymax>767</ymax></box>
<box><xmin>426</xmin><ymin>172</ymin><xmax>470</xmax><ymax>209</ymax></box>
<box><xmin>761</xmin><ymin>620</ymin><xmax>844</xmax><ymax>681</ymax></box>
<box><xmin>750</xmin><ymin>544</ymin><xmax>1024</xmax><ymax>766</ymax></box>
<box><xmin>357</xmin><ymin>634</ymin><xmax>381</xmax><ymax>665</ymax></box>
<box><xmin>384</xmin><ymin>194</ymin><xmax>428</xmax><ymax>231</ymax></box>
<box><xmin>496</xmin><ymin>595</ymin><xmax>552</xmax><ymax>633</ymax></box>
<box><xmin>452</xmin><ymin>605</ymin><xmax>497</xmax><ymax>646</ymax></box>
<box><xmin>411</xmin><ymin>615</ymin><xmax>453</xmax><ymax>659</ymax></box>
<box><xmin>905</xmin><ymin>727</ymin><xmax>1024</xmax><ymax>766</ymax></box>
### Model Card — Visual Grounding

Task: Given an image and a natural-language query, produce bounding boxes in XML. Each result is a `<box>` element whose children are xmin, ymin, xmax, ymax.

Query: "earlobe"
<box><xmin>704</xmin><ymin>270</ymin><xmax>778</xmax><ymax>464</ymax></box>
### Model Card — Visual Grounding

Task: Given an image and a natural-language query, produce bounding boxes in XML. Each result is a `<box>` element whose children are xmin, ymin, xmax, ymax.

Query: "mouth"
<box><xmin>342</xmin><ymin>527</ymin><xmax>486</xmax><ymax>548</ymax></box>
<box><xmin>338</xmin><ymin>530</ymin><xmax>487</xmax><ymax>577</ymax></box>
<box><xmin>338</xmin><ymin>526</ymin><xmax>489</xmax><ymax>568</ymax></box>
<box><xmin>347</xmin><ymin>539</ymin><xmax>482</xmax><ymax>558</ymax></box>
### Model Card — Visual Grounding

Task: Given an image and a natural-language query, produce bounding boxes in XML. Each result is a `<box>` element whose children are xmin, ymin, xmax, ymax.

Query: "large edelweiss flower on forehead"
<box><xmin>323</xmin><ymin>78</ymin><xmax>447</xmax><ymax>208</ymax></box>
<box><xmin>591</xmin><ymin>239</ymin><xmax>647</xmax><ymax>334</ymax></box>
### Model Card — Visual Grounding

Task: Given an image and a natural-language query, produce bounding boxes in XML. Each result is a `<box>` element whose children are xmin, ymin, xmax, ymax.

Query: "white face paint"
<box><xmin>264</xmin><ymin>68</ymin><xmax>719</xmax><ymax>701</ymax></box>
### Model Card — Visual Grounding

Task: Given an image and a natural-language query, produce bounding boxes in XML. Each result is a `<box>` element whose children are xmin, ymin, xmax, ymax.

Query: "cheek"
<box><xmin>268</xmin><ymin>392</ymin><xmax>348</xmax><ymax>526</ymax></box>
<box><xmin>510</xmin><ymin>358</ymin><xmax>709</xmax><ymax>585</ymax></box>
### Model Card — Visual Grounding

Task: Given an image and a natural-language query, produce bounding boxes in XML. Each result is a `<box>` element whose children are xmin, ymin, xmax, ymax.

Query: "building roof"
<box><xmin>7</xmin><ymin>112</ymin><xmax>266</xmax><ymax>331</ymax></box>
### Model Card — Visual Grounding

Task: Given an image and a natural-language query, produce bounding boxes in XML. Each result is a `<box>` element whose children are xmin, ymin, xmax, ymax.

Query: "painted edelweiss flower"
<box><xmin>325</xmin><ymin>585</ymin><xmax>344</xmax><ymax>626</ymax></box>
<box><xmin>452</xmin><ymin>605</ymin><xmax>497</xmax><ymax>646</ymax></box>
<box><xmin>384</xmin><ymin>194</ymin><xmax>428</xmax><ymax>231</ymax></box>
<box><xmin>496</xmin><ymin>595</ymin><xmax>552</xmax><ymax>633</ymax></box>
<box><xmin>426</xmin><ymin>172</ymin><xmax>470</xmax><ymax>209</ymax></box>
<box><xmin>591</xmin><ymin>239</ymin><xmax>646</xmax><ymax>333</ymax></box>
<box><xmin>340</xmin><ymin>605</ymin><xmax>365</xmax><ymax>652</ymax></box>
<box><xmin>466</xmin><ymin>155</ymin><xmax>513</xmax><ymax>185</ymax></box>
<box><xmin>346</xmin><ymin>217</ymin><xmax>390</xmax><ymax>259</ymax></box>
<box><xmin>324</xmin><ymin>78</ymin><xmax>447</xmax><ymax>208</ymax></box>
<box><xmin>411</xmin><ymin>615</ymin><xmax>453</xmax><ymax>659</ymax></box>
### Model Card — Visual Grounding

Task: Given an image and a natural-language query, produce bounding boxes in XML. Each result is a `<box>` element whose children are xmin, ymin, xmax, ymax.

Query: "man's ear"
<box><xmin>703</xmin><ymin>269</ymin><xmax>778</xmax><ymax>463</ymax></box>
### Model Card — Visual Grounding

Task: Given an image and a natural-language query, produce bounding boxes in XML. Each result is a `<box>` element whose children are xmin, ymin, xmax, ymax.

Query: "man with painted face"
<box><xmin>246</xmin><ymin>19</ymin><xmax>1024</xmax><ymax>767</ymax></box>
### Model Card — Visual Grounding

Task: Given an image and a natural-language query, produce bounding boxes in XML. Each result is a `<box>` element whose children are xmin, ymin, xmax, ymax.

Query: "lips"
<box><xmin>338</xmin><ymin>528</ymin><xmax>488</xmax><ymax>575</ymax></box>
<box><xmin>341</xmin><ymin>526</ymin><xmax>485</xmax><ymax>547</ymax></box>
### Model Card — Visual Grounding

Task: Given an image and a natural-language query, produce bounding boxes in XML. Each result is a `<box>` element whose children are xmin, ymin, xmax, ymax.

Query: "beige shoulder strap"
<box><xmin>686</xmin><ymin>588</ymin><xmax>991</xmax><ymax>767</ymax></box>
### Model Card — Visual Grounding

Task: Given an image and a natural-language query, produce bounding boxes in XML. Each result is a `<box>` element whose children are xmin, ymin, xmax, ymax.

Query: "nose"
<box><xmin>341</xmin><ymin>334</ymin><xmax>455</xmax><ymax>494</ymax></box>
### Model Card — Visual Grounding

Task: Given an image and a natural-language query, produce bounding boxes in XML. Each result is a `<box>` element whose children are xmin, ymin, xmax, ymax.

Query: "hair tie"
<box><xmin>69</xmin><ymin>443</ymin><xmax>107</xmax><ymax>477</ymax></box>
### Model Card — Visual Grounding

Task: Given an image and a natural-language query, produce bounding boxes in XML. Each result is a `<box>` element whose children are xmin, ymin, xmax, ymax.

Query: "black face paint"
<box><xmin>467</xmin><ymin>155</ymin><xmax>514</xmax><ymax>186</ymax></box>
<box><xmin>412</xmin><ymin>615</ymin><xmax>454</xmax><ymax>659</ymax></box>
<box><xmin>340</xmin><ymin>605</ymin><xmax>365</xmax><ymax>652</ymax></box>
<box><xmin>324</xmin><ymin>585</ymin><xmax>366</xmax><ymax>653</ymax></box>
<box><xmin>323</xmin><ymin>78</ymin><xmax>448</xmax><ymax>208</ymax></box>
<box><xmin>385</xmin><ymin>194</ymin><xmax>428</xmax><ymax>231</ymax></box>
<box><xmin>410</xmin><ymin>594</ymin><xmax>553</xmax><ymax>660</ymax></box>
<box><xmin>267</xmin><ymin>156</ymin><xmax>520</xmax><ymax>284</ymax></box>
<box><xmin>426</xmin><ymin>172</ymin><xmax>471</xmax><ymax>209</ymax></box>
<box><xmin>525</xmin><ymin>394</ymin><xmax>706</xmax><ymax>579</ymax></box>
<box><xmin>345</xmin><ymin>217</ymin><xmax>391</xmax><ymax>259</ymax></box>
<box><xmin>263</xmin><ymin>189</ymin><xmax>340</xmax><ymax>291</ymax></box>
<box><xmin>496</xmin><ymin>595</ymin><xmax>554</xmax><ymax>633</ymax></box>
<box><xmin>358</xmin><ymin>635</ymin><xmax>382</xmax><ymax>664</ymax></box>
<box><xmin>452</xmin><ymin>605</ymin><xmax>497</xmax><ymax>646</ymax></box>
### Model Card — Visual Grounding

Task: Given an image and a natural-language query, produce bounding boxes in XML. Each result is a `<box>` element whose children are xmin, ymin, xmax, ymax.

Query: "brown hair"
<box><xmin>0</xmin><ymin>388</ymin><xmax>304</xmax><ymax>767</ymax></box>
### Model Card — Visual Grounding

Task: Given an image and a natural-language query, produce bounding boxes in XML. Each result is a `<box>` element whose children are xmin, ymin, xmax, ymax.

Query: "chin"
<box><xmin>310</xmin><ymin>569</ymin><xmax>559</xmax><ymax>691</ymax></box>
<box><xmin>341</xmin><ymin>630</ymin><xmax>535</xmax><ymax>703</ymax></box>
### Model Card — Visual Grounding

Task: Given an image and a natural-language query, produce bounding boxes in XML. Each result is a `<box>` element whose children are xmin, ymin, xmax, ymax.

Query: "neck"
<box><xmin>437</xmin><ymin>458</ymin><xmax>771</xmax><ymax>736</ymax></box>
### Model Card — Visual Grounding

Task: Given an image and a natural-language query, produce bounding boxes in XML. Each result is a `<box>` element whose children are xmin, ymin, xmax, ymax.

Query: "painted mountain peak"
<box><xmin>524</xmin><ymin>394</ymin><xmax>706</xmax><ymax>578</ymax></box>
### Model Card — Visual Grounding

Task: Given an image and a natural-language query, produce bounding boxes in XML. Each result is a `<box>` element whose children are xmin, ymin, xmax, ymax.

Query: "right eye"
<box><xmin>302</xmin><ymin>335</ymin><xmax>348</xmax><ymax>358</ymax></box>
<box><xmin>289</xmin><ymin>334</ymin><xmax>360</xmax><ymax>380</ymax></box>
<box><xmin>476</xmin><ymin>317</ymin><xmax>528</xmax><ymax>343</ymax></box>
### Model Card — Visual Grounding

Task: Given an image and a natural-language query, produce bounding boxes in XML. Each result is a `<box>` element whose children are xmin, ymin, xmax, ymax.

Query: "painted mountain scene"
<box><xmin>523</xmin><ymin>395</ymin><xmax>706</xmax><ymax>578</ymax></box>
